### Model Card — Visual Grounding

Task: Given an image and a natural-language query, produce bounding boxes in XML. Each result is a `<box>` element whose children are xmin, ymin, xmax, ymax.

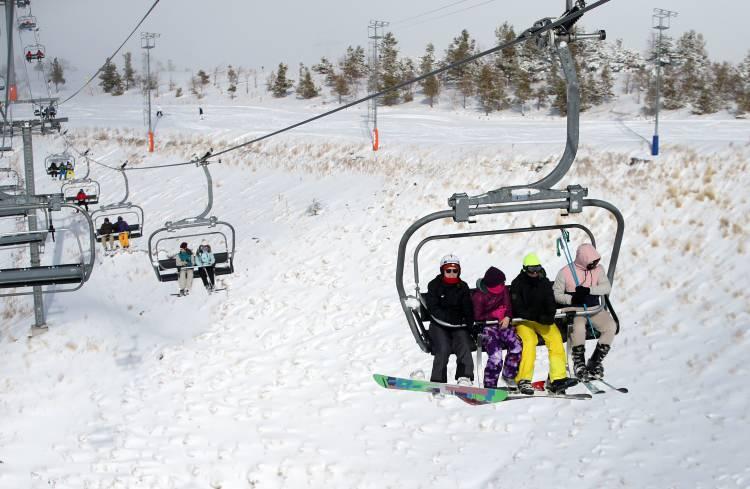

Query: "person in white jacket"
<box><xmin>195</xmin><ymin>240</ymin><xmax>217</xmax><ymax>292</ymax></box>
<box><xmin>553</xmin><ymin>243</ymin><xmax>617</xmax><ymax>381</ymax></box>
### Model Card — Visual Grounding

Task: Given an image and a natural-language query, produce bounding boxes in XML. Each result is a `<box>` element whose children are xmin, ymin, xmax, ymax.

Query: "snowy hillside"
<box><xmin>1</xmin><ymin>92</ymin><xmax>749</xmax><ymax>488</ymax></box>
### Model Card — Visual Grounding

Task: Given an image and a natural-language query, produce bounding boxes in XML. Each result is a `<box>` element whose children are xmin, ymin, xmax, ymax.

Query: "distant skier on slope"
<box><xmin>425</xmin><ymin>254</ymin><xmax>475</xmax><ymax>386</ymax></box>
<box><xmin>472</xmin><ymin>266</ymin><xmax>521</xmax><ymax>390</ymax></box>
<box><xmin>510</xmin><ymin>253</ymin><xmax>578</xmax><ymax>395</ymax></box>
<box><xmin>553</xmin><ymin>243</ymin><xmax>616</xmax><ymax>381</ymax></box>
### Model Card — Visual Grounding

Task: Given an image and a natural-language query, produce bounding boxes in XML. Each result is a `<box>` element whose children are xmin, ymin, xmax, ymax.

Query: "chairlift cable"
<box><xmin>397</xmin><ymin>0</ymin><xmax>498</xmax><ymax>31</ymax></box>
<box><xmin>60</xmin><ymin>0</ymin><xmax>161</xmax><ymax>106</ymax></box>
<box><xmin>391</xmin><ymin>0</ymin><xmax>473</xmax><ymax>26</ymax></box>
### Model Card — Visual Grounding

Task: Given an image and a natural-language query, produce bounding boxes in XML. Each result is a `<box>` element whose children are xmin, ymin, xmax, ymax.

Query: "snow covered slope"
<box><xmin>1</xmin><ymin>95</ymin><xmax>749</xmax><ymax>488</ymax></box>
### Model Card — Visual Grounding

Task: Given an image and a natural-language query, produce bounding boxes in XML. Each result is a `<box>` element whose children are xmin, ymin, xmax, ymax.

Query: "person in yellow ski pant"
<box><xmin>118</xmin><ymin>231</ymin><xmax>130</xmax><ymax>249</ymax></box>
<box><xmin>514</xmin><ymin>320</ymin><xmax>567</xmax><ymax>383</ymax></box>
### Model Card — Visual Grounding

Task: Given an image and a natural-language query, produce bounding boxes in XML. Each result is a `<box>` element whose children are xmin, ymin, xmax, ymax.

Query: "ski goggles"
<box><xmin>443</xmin><ymin>268</ymin><xmax>459</xmax><ymax>274</ymax></box>
<box><xmin>523</xmin><ymin>265</ymin><xmax>543</xmax><ymax>273</ymax></box>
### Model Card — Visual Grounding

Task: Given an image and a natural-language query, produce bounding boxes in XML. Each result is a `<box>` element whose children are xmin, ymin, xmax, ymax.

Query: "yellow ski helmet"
<box><xmin>522</xmin><ymin>253</ymin><xmax>542</xmax><ymax>267</ymax></box>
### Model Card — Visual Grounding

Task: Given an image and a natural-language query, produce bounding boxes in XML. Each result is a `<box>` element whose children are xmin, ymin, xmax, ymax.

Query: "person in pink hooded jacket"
<box><xmin>553</xmin><ymin>243</ymin><xmax>617</xmax><ymax>380</ymax></box>
<box><xmin>472</xmin><ymin>266</ymin><xmax>522</xmax><ymax>390</ymax></box>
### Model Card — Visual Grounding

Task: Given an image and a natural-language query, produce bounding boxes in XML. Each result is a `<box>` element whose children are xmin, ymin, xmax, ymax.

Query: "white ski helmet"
<box><xmin>440</xmin><ymin>254</ymin><xmax>461</xmax><ymax>270</ymax></box>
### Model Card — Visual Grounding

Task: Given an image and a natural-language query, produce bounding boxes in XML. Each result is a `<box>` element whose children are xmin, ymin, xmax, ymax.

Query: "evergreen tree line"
<box><xmin>265</xmin><ymin>25</ymin><xmax>750</xmax><ymax>116</ymax></box>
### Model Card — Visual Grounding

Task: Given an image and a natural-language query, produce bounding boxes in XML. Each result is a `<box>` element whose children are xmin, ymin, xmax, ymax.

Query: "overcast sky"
<box><xmin>18</xmin><ymin>0</ymin><xmax>749</xmax><ymax>79</ymax></box>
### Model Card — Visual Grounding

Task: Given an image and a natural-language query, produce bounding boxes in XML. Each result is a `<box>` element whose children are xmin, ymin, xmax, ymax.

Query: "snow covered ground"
<box><xmin>1</xmin><ymin>90</ymin><xmax>749</xmax><ymax>488</ymax></box>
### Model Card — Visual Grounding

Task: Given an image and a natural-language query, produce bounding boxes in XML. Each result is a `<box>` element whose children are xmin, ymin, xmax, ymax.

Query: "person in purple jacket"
<box><xmin>472</xmin><ymin>266</ymin><xmax>522</xmax><ymax>390</ymax></box>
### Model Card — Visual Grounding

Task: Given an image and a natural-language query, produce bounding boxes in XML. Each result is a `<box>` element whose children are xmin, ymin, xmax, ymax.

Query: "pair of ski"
<box><xmin>170</xmin><ymin>288</ymin><xmax>226</xmax><ymax>297</ymax></box>
<box><xmin>580</xmin><ymin>378</ymin><xmax>628</xmax><ymax>394</ymax></box>
<box><xmin>373</xmin><ymin>374</ymin><xmax>592</xmax><ymax>406</ymax></box>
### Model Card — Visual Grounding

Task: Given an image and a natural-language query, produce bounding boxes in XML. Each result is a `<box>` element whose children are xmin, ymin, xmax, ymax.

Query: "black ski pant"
<box><xmin>198</xmin><ymin>265</ymin><xmax>215</xmax><ymax>288</ymax></box>
<box><xmin>428</xmin><ymin>324</ymin><xmax>474</xmax><ymax>383</ymax></box>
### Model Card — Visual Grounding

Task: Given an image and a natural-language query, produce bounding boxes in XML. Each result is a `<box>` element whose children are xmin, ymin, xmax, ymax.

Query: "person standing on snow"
<box><xmin>175</xmin><ymin>242</ymin><xmax>195</xmax><ymax>296</ymax></box>
<box><xmin>472</xmin><ymin>266</ymin><xmax>522</xmax><ymax>390</ymax></box>
<box><xmin>195</xmin><ymin>240</ymin><xmax>216</xmax><ymax>292</ymax></box>
<box><xmin>425</xmin><ymin>254</ymin><xmax>475</xmax><ymax>386</ymax></box>
<box><xmin>198</xmin><ymin>107</ymin><xmax>204</xmax><ymax>120</ymax></box>
<box><xmin>510</xmin><ymin>253</ymin><xmax>578</xmax><ymax>395</ymax></box>
<box><xmin>554</xmin><ymin>243</ymin><xmax>617</xmax><ymax>381</ymax></box>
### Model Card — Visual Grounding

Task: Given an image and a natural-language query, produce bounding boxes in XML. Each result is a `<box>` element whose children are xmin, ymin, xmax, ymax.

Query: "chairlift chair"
<box><xmin>395</xmin><ymin>11</ymin><xmax>621</xmax><ymax>357</ymax></box>
<box><xmin>146</xmin><ymin>156</ymin><xmax>236</xmax><ymax>283</ymax></box>
<box><xmin>148</xmin><ymin>217</ymin><xmax>236</xmax><ymax>282</ymax></box>
<box><xmin>0</xmin><ymin>209</ymin><xmax>51</xmax><ymax>248</ymax></box>
<box><xmin>0</xmin><ymin>204</ymin><xmax>96</xmax><ymax>297</ymax></box>
<box><xmin>45</xmin><ymin>152</ymin><xmax>75</xmax><ymax>177</ymax></box>
<box><xmin>24</xmin><ymin>43</ymin><xmax>45</xmax><ymax>62</ymax></box>
<box><xmin>61</xmin><ymin>181</ymin><xmax>100</xmax><ymax>206</ymax></box>
<box><xmin>60</xmin><ymin>153</ymin><xmax>100</xmax><ymax>205</ymax></box>
<box><xmin>0</xmin><ymin>167</ymin><xmax>23</xmax><ymax>193</ymax></box>
<box><xmin>17</xmin><ymin>15</ymin><xmax>36</xmax><ymax>31</ymax></box>
<box><xmin>89</xmin><ymin>166</ymin><xmax>143</xmax><ymax>242</ymax></box>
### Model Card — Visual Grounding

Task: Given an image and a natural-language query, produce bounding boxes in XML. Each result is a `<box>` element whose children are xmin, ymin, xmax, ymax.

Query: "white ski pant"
<box><xmin>178</xmin><ymin>268</ymin><xmax>194</xmax><ymax>291</ymax></box>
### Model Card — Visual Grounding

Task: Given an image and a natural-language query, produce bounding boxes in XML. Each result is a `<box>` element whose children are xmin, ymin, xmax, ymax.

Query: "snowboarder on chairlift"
<box><xmin>64</xmin><ymin>161</ymin><xmax>74</xmax><ymax>180</ymax></box>
<box><xmin>25</xmin><ymin>51</ymin><xmax>33</xmax><ymax>62</ymax></box>
<box><xmin>175</xmin><ymin>242</ymin><xmax>195</xmax><ymax>296</ymax></box>
<box><xmin>114</xmin><ymin>216</ymin><xmax>130</xmax><ymax>249</ymax></box>
<box><xmin>472</xmin><ymin>266</ymin><xmax>522</xmax><ymax>390</ymax></box>
<box><xmin>195</xmin><ymin>240</ymin><xmax>216</xmax><ymax>292</ymax></box>
<box><xmin>510</xmin><ymin>253</ymin><xmax>578</xmax><ymax>395</ymax></box>
<box><xmin>424</xmin><ymin>254</ymin><xmax>475</xmax><ymax>387</ymax></box>
<box><xmin>98</xmin><ymin>217</ymin><xmax>115</xmax><ymax>252</ymax></box>
<box><xmin>553</xmin><ymin>243</ymin><xmax>617</xmax><ymax>381</ymax></box>
<box><xmin>75</xmin><ymin>188</ymin><xmax>89</xmax><ymax>212</ymax></box>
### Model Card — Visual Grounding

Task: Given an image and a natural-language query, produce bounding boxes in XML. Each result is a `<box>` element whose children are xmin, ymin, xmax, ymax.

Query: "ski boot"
<box><xmin>502</xmin><ymin>376</ymin><xmax>518</xmax><ymax>392</ymax></box>
<box><xmin>456</xmin><ymin>377</ymin><xmax>472</xmax><ymax>387</ymax></box>
<box><xmin>517</xmin><ymin>379</ymin><xmax>535</xmax><ymax>396</ymax></box>
<box><xmin>546</xmin><ymin>376</ymin><xmax>579</xmax><ymax>395</ymax></box>
<box><xmin>586</xmin><ymin>343</ymin><xmax>611</xmax><ymax>380</ymax></box>
<box><xmin>571</xmin><ymin>345</ymin><xmax>591</xmax><ymax>381</ymax></box>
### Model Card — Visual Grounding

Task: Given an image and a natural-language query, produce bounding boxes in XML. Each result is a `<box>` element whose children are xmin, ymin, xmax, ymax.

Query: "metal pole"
<box><xmin>21</xmin><ymin>123</ymin><xmax>47</xmax><ymax>332</ymax></box>
<box><xmin>651</xmin><ymin>8</ymin><xmax>678</xmax><ymax>156</ymax></box>
<box><xmin>3</xmin><ymin>1</ymin><xmax>16</xmax><ymax>121</ymax></box>
<box><xmin>368</xmin><ymin>20</ymin><xmax>388</xmax><ymax>151</ymax></box>
<box><xmin>141</xmin><ymin>32</ymin><xmax>159</xmax><ymax>152</ymax></box>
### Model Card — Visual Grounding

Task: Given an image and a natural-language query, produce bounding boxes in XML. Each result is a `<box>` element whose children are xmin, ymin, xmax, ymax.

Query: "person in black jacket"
<box><xmin>98</xmin><ymin>217</ymin><xmax>115</xmax><ymax>252</ymax></box>
<box><xmin>510</xmin><ymin>253</ymin><xmax>578</xmax><ymax>395</ymax></box>
<box><xmin>425</xmin><ymin>254</ymin><xmax>475</xmax><ymax>385</ymax></box>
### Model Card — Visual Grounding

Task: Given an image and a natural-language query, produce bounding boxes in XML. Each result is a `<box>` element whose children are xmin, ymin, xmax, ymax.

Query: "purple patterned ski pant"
<box><xmin>482</xmin><ymin>325</ymin><xmax>522</xmax><ymax>388</ymax></box>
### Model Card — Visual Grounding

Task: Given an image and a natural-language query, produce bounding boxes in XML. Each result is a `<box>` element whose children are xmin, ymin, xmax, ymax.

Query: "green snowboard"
<box><xmin>373</xmin><ymin>373</ymin><xmax>509</xmax><ymax>404</ymax></box>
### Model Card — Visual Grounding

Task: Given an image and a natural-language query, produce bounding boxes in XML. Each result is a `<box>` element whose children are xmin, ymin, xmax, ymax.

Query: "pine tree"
<box><xmin>341</xmin><ymin>45</ymin><xmax>367</xmax><ymax>83</ymax></box>
<box><xmin>296</xmin><ymin>64</ymin><xmax>319</xmax><ymax>99</ymax></box>
<box><xmin>737</xmin><ymin>50</ymin><xmax>750</xmax><ymax>114</ymax></box>
<box><xmin>419</xmin><ymin>43</ymin><xmax>439</xmax><ymax>107</ymax></box>
<box><xmin>476</xmin><ymin>63</ymin><xmax>504</xmax><ymax>115</ymax></box>
<box><xmin>313</xmin><ymin>57</ymin><xmax>336</xmax><ymax>86</ymax></box>
<box><xmin>332</xmin><ymin>73</ymin><xmax>350</xmax><ymax>103</ymax></box>
<box><xmin>227</xmin><ymin>65</ymin><xmax>238</xmax><ymax>99</ymax></box>
<box><xmin>495</xmin><ymin>22</ymin><xmax>519</xmax><ymax>91</ymax></box>
<box><xmin>444</xmin><ymin>29</ymin><xmax>475</xmax><ymax>85</ymax></box>
<box><xmin>379</xmin><ymin>32</ymin><xmax>400</xmax><ymax>105</ymax></box>
<box><xmin>515</xmin><ymin>68</ymin><xmax>532</xmax><ymax>114</ymax></box>
<box><xmin>50</xmin><ymin>57</ymin><xmax>65</xmax><ymax>91</ymax></box>
<box><xmin>196</xmin><ymin>69</ymin><xmax>210</xmax><ymax>95</ymax></box>
<box><xmin>271</xmin><ymin>63</ymin><xmax>293</xmax><ymax>97</ymax></box>
<box><xmin>399</xmin><ymin>58</ymin><xmax>416</xmax><ymax>102</ymax></box>
<box><xmin>99</xmin><ymin>59</ymin><xmax>123</xmax><ymax>95</ymax></box>
<box><xmin>122</xmin><ymin>52</ymin><xmax>136</xmax><ymax>91</ymax></box>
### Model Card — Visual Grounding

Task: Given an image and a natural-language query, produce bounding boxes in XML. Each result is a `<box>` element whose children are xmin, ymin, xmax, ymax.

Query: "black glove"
<box><xmin>571</xmin><ymin>286</ymin><xmax>590</xmax><ymax>305</ymax></box>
